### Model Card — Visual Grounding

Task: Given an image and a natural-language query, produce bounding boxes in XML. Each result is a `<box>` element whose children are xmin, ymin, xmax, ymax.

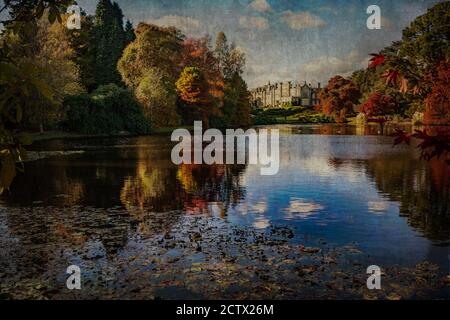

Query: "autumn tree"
<box><xmin>359</xmin><ymin>92</ymin><xmax>397</xmax><ymax>118</ymax></box>
<box><xmin>176</xmin><ymin>67</ymin><xmax>212</xmax><ymax>125</ymax></box>
<box><xmin>318</xmin><ymin>76</ymin><xmax>361</xmax><ymax>122</ymax></box>
<box><xmin>181</xmin><ymin>37</ymin><xmax>224</xmax><ymax>106</ymax></box>
<box><xmin>135</xmin><ymin>68</ymin><xmax>181</xmax><ymax>128</ymax></box>
<box><xmin>180</xmin><ymin>37</ymin><xmax>225</xmax><ymax>125</ymax></box>
<box><xmin>118</xmin><ymin>23</ymin><xmax>184</xmax><ymax>88</ymax></box>
<box><xmin>118</xmin><ymin>22</ymin><xmax>184</xmax><ymax>127</ymax></box>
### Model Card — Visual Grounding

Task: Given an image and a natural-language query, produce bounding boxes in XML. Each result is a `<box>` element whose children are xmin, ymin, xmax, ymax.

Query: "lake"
<box><xmin>0</xmin><ymin>124</ymin><xmax>449</xmax><ymax>299</ymax></box>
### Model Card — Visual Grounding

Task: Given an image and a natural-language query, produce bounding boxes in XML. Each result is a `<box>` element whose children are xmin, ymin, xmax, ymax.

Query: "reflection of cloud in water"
<box><xmin>252</xmin><ymin>217</ymin><xmax>270</xmax><ymax>229</ymax></box>
<box><xmin>368</xmin><ymin>201</ymin><xmax>390</xmax><ymax>214</ymax></box>
<box><xmin>250</xmin><ymin>201</ymin><xmax>267</xmax><ymax>214</ymax></box>
<box><xmin>284</xmin><ymin>198</ymin><xmax>324</xmax><ymax>219</ymax></box>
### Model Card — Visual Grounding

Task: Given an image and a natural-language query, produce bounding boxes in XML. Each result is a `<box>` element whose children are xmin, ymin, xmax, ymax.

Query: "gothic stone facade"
<box><xmin>250</xmin><ymin>81</ymin><xmax>321</xmax><ymax>109</ymax></box>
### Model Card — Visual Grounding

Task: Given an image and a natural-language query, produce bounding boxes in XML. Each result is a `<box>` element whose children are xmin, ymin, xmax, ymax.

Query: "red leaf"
<box><xmin>382</xmin><ymin>70</ymin><xmax>400</xmax><ymax>85</ymax></box>
<box><xmin>368</xmin><ymin>53</ymin><xmax>385</xmax><ymax>68</ymax></box>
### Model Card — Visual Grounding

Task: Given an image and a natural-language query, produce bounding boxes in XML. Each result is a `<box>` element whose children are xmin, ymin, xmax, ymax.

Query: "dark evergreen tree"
<box><xmin>69</xmin><ymin>11</ymin><xmax>97</xmax><ymax>92</ymax></box>
<box><xmin>93</xmin><ymin>0</ymin><xmax>125</xmax><ymax>86</ymax></box>
<box><xmin>124</xmin><ymin>19</ymin><xmax>135</xmax><ymax>45</ymax></box>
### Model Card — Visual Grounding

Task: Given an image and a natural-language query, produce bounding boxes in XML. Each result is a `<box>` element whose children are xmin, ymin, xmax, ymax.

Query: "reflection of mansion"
<box><xmin>250</xmin><ymin>81</ymin><xmax>321</xmax><ymax>109</ymax></box>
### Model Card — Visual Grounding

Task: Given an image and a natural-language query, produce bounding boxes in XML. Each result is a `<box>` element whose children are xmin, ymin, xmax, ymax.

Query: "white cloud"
<box><xmin>284</xmin><ymin>198</ymin><xmax>324</xmax><ymax>220</ymax></box>
<box><xmin>239</xmin><ymin>16</ymin><xmax>269</xmax><ymax>30</ymax></box>
<box><xmin>252</xmin><ymin>217</ymin><xmax>270</xmax><ymax>229</ymax></box>
<box><xmin>249</xmin><ymin>0</ymin><xmax>272</xmax><ymax>12</ymax></box>
<box><xmin>282</xmin><ymin>11</ymin><xmax>326</xmax><ymax>30</ymax></box>
<box><xmin>147</xmin><ymin>15</ymin><xmax>201</xmax><ymax>35</ymax></box>
<box><xmin>250</xmin><ymin>201</ymin><xmax>267</xmax><ymax>214</ymax></box>
<box><xmin>368</xmin><ymin>201</ymin><xmax>390</xmax><ymax>214</ymax></box>
<box><xmin>299</xmin><ymin>50</ymin><xmax>368</xmax><ymax>83</ymax></box>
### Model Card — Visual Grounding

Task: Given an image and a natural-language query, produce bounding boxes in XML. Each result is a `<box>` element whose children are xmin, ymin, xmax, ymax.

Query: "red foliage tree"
<box><xmin>358</xmin><ymin>92</ymin><xmax>397</xmax><ymax>119</ymax></box>
<box><xmin>178</xmin><ymin>38</ymin><xmax>226</xmax><ymax>125</ymax></box>
<box><xmin>181</xmin><ymin>37</ymin><xmax>224</xmax><ymax>105</ymax></box>
<box><xmin>318</xmin><ymin>76</ymin><xmax>360</xmax><ymax>122</ymax></box>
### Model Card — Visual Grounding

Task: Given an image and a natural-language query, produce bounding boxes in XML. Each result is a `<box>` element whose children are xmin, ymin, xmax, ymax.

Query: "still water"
<box><xmin>1</xmin><ymin>124</ymin><xmax>449</xmax><ymax>299</ymax></box>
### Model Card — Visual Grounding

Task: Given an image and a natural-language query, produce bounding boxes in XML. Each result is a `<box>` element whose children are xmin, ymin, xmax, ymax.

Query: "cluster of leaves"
<box><xmin>64</xmin><ymin>84</ymin><xmax>150</xmax><ymax>135</ymax></box>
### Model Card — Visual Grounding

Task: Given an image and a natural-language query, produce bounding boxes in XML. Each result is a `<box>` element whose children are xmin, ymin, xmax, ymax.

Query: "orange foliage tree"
<box><xmin>175</xmin><ymin>66</ymin><xmax>212</xmax><ymax>125</ymax></box>
<box><xmin>181</xmin><ymin>37</ymin><xmax>224</xmax><ymax>104</ymax></box>
<box><xmin>177</xmin><ymin>38</ymin><xmax>225</xmax><ymax>126</ymax></box>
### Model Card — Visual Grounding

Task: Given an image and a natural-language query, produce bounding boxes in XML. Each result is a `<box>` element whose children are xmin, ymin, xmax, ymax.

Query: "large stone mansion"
<box><xmin>250</xmin><ymin>81</ymin><xmax>321</xmax><ymax>109</ymax></box>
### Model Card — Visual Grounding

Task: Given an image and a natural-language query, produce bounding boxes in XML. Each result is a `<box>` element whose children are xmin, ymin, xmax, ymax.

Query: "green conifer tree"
<box><xmin>93</xmin><ymin>0</ymin><xmax>125</xmax><ymax>86</ymax></box>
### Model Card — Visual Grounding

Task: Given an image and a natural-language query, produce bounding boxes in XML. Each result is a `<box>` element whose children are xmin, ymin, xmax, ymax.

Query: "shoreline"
<box><xmin>29</xmin><ymin>121</ymin><xmax>448</xmax><ymax>144</ymax></box>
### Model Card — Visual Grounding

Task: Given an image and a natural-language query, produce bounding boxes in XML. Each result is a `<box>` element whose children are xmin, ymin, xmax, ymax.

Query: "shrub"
<box><xmin>65</xmin><ymin>93</ymin><xmax>92</xmax><ymax>132</ymax></box>
<box><xmin>64</xmin><ymin>84</ymin><xmax>150</xmax><ymax>134</ymax></box>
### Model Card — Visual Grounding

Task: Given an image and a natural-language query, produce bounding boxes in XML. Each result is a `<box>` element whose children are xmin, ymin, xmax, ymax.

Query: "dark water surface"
<box><xmin>1</xmin><ymin>124</ymin><xmax>449</xmax><ymax>299</ymax></box>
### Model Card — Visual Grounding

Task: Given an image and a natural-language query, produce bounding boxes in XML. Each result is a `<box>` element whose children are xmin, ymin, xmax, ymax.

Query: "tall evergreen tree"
<box><xmin>69</xmin><ymin>11</ymin><xmax>97</xmax><ymax>92</ymax></box>
<box><xmin>124</xmin><ymin>19</ymin><xmax>135</xmax><ymax>45</ymax></box>
<box><xmin>93</xmin><ymin>0</ymin><xmax>125</xmax><ymax>86</ymax></box>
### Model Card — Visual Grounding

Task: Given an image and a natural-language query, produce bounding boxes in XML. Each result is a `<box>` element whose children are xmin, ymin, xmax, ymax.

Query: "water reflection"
<box><xmin>1</xmin><ymin>125</ymin><xmax>449</xmax><ymax>269</ymax></box>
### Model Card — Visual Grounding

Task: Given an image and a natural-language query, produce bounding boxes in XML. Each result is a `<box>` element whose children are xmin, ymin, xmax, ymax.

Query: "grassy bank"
<box><xmin>252</xmin><ymin>107</ymin><xmax>336</xmax><ymax>125</ymax></box>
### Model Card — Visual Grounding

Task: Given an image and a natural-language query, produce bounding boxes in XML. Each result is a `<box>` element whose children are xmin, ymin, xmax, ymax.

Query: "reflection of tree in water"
<box><xmin>361</xmin><ymin>156</ymin><xmax>449</xmax><ymax>241</ymax></box>
<box><xmin>118</xmin><ymin>136</ymin><xmax>247</xmax><ymax>217</ymax></box>
<box><xmin>6</xmin><ymin>159</ymin><xmax>85</xmax><ymax>206</ymax></box>
<box><xmin>120</xmin><ymin>161</ymin><xmax>184</xmax><ymax>213</ymax></box>
<box><xmin>3</xmin><ymin>136</ymin><xmax>248</xmax><ymax>262</ymax></box>
<box><xmin>176</xmin><ymin>163</ymin><xmax>246</xmax><ymax>216</ymax></box>
<box><xmin>119</xmin><ymin>161</ymin><xmax>246</xmax><ymax>217</ymax></box>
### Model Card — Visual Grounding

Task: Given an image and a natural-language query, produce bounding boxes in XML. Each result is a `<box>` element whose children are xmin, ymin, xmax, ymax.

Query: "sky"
<box><xmin>2</xmin><ymin>0</ymin><xmax>441</xmax><ymax>88</ymax></box>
